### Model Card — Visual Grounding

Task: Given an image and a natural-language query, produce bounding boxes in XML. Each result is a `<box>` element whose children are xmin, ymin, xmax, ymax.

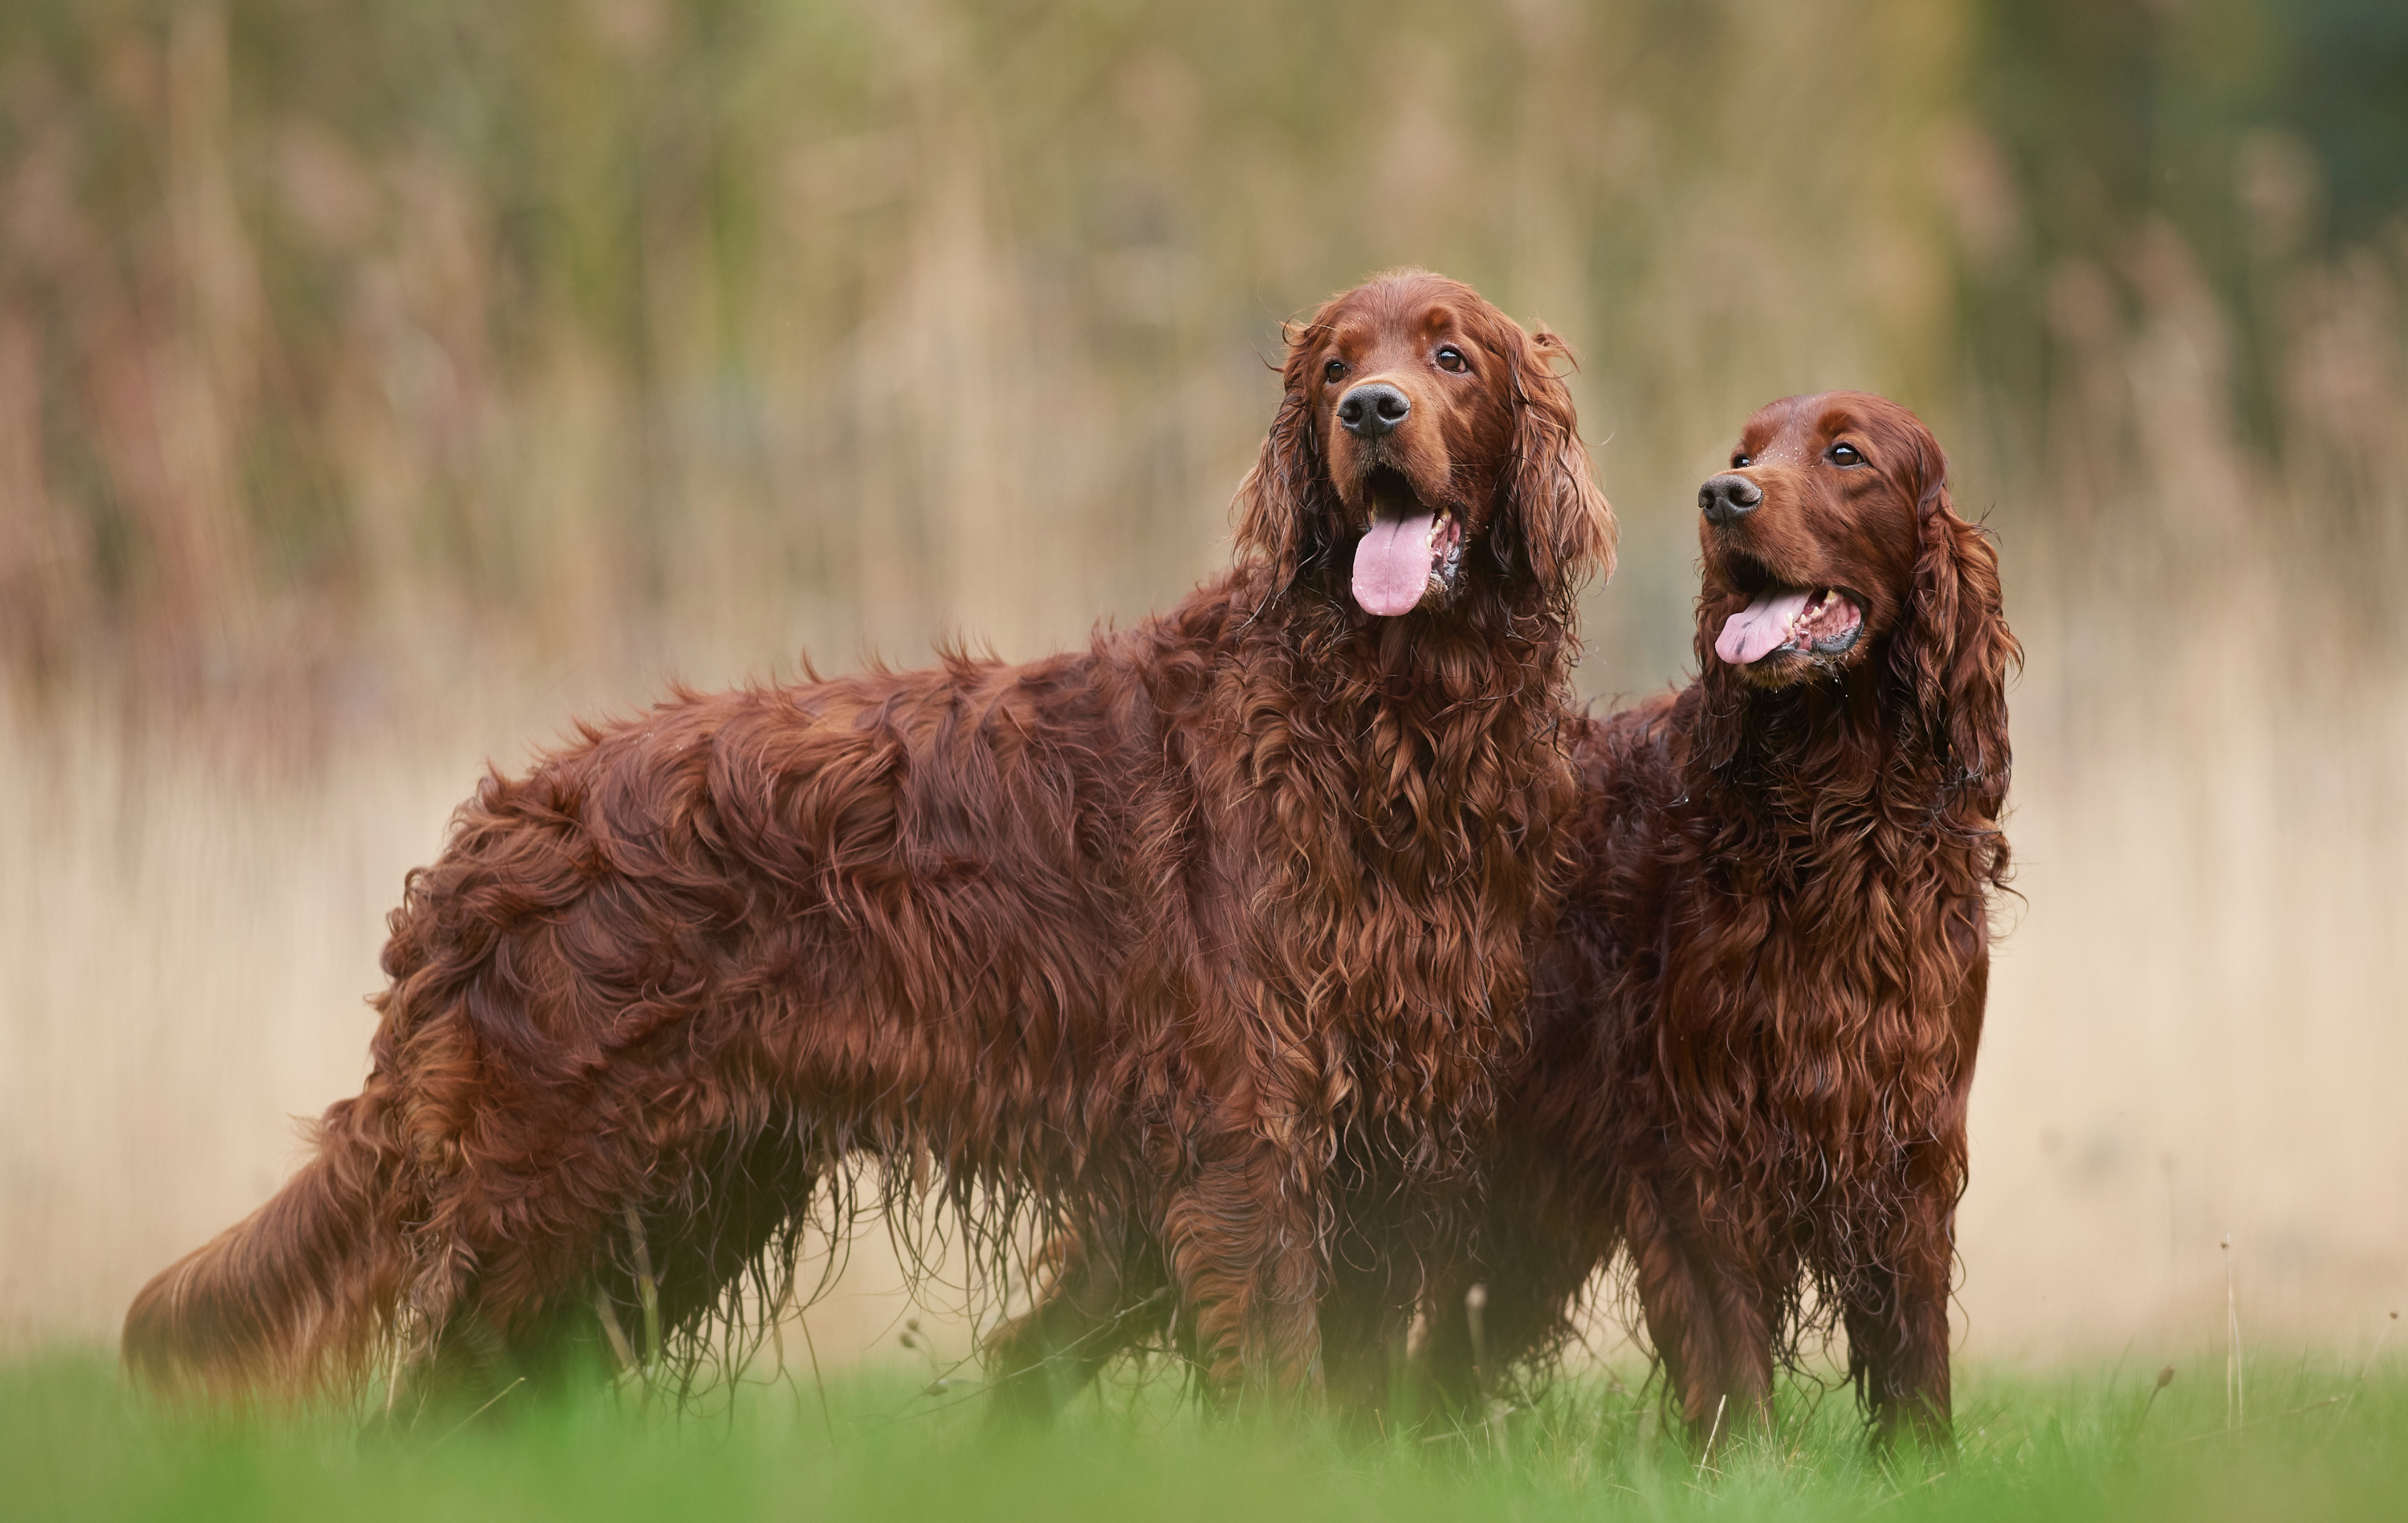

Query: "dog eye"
<box><xmin>1323</xmin><ymin>358</ymin><xmax>1347</xmax><ymax>383</ymax></box>
<box><xmin>1731</xmin><ymin>453</ymin><xmax>1752</xmax><ymax>468</ymax></box>
<box><xmin>1827</xmin><ymin>442</ymin><xmax>1863</xmax><ymax>466</ymax></box>
<box><xmin>1434</xmin><ymin>345</ymin><xmax>1467</xmax><ymax>374</ymax></box>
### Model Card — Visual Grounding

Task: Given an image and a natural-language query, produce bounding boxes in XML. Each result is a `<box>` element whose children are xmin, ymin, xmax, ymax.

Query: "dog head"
<box><xmin>1236</xmin><ymin>270</ymin><xmax>1614</xmax><ymax>620</ymax></box>
<box><xmin>1696</xmin><ymin>391</ymin><xmax>2016</xmax><ymax>809</ymax></box>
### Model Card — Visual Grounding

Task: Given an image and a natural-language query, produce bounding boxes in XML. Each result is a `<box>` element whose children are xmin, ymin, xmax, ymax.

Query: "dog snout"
<box><xmin>1338</xmin><ymin>383</ymin><xmax>1411</xmax><ymax>439</ymax></box>
<box><xmin>1699</xmin><ymin>473</ymin><xmax>1763</xmax><ymax>526</ymax></box>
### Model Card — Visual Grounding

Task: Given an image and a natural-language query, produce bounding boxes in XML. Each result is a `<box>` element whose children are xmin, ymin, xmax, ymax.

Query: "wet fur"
<box><xmin>121</xmin><ymin>271</ymin><xmax>1614</xmax><ymax>1418</ymax></box>
<box><xmin>1419</xmin><ymin>393</ymin><xmax>2017</xmax><ymax>1448</ymax></box>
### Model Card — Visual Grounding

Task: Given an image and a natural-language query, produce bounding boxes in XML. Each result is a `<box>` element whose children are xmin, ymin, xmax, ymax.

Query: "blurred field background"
<box><xmin>1</xmin><ymin>0</ymin><xmax>2404</xmax><ymax>1385</ymax></box>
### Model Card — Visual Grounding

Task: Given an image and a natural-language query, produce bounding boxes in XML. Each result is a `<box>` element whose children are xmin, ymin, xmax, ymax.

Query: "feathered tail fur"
<box><xmin>122</xmin><ymin>1096</ymin><xmax>404</xmax><ymax>1400</ymax></box>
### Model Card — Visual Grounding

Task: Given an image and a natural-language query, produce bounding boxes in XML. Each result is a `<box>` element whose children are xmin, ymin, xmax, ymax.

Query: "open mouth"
<box><xmin>1714</xmin><ymin>584</ymin><xmax>1866</xmax><ymax>666</ymax></box>
<box><xmin>1351</xmin><ymin>465</ymin><xmax>1463</xmax><ymax>617</ymax></box>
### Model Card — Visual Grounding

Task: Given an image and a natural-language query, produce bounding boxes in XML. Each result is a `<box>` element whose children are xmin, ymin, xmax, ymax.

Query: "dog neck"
<box><xmin>1182</xmin><ymin>561</ymin><xmax>1587</xmax><ymax>1184</ymax></box>
<box><xmin>1680</xmin><ymin>658</ymin><xmax>2004</xmax><ymax>893</ymax></box>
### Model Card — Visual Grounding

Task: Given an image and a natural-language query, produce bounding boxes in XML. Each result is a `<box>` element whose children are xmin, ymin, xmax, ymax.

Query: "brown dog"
<box><xmin>1419</xmin><ymin>392</ymin><xmax>2016</xmax><ymax>1448</ymax></box>
<box><xmin>123</xmin><ymin>271</ymin><xmax>1614</xmax><ymax>1418</ymax></box>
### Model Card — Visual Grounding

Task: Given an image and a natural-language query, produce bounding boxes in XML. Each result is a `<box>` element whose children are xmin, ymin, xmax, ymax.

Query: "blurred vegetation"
<box><xmin>11</xmin><ymin>1350</ymin><xmax>2408</xmax><ymax>1523</ymax></box>
<box><xmin>0</xmin><ymin>0</ymin><xmax>2402</xmax><ymax>728</ymax></box>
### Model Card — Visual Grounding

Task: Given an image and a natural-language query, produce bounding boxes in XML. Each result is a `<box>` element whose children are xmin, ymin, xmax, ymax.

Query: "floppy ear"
<box><xmin>1894</xmin><ymin>440</ymin><xmax>2019</xmax><ymax>820</ymax></box>
<box><xmin>1232</xmin><ymin>325</ymin><xmax>1341</xmax><ymax>589</ymax></box>
<box><xmin>1494</xmin><ymin>328</ymin><xmax>1616</xmax><ymax>612</ymax></box>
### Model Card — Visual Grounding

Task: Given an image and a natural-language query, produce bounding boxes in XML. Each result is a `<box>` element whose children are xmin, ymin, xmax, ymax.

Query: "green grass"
<box><xmin>9</xmin><ymin>1349</ymin><xmax>2406</xmax><ymax>1522</ymax></box>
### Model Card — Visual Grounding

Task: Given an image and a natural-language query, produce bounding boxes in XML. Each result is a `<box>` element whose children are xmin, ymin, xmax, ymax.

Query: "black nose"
<box><xmin>1338</xmin><ymin>383</ymin><xmax>1411</xmax><ymax>438</ymax></box>
<box><xmin>1699</xmin><ymin>473</ymin><xmax>1763</xmax><ymax>526</ymax></box>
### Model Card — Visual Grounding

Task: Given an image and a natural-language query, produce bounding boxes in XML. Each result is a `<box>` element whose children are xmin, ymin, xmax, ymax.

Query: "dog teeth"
<box><xmin>1786</xmin><ymin>590</ymin><xmax>1834</xmax><ymax>647</ymax></box>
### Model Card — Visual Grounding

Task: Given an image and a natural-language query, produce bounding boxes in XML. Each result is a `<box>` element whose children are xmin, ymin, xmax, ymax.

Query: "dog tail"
<box><xmin>123</xmin><ymin>1095</ymin><xmax>406</xmax><ymax>1402</ymax></box>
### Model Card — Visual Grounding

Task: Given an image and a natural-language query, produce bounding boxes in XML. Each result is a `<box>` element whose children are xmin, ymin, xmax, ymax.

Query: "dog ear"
<box><xmin>1895</xmin><ymin>437</ymin><xmax>2019</xmax><ymax>820</ymax></box>
<box><xmin>1232</xmin><ymin>323</ymin><xmax>1339</xmax><ymax>589</ymax></box>
<box><xmin>1494</xmin><ymin>327</ymin><xmax>1616</xmax><ymax>609</ymax></box>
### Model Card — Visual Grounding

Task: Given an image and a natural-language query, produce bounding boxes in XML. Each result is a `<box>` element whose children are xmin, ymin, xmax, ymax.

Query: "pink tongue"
<box><xmin>1715</xmin><ymin>588</ymin><xmax>1812</xmax><ymax>665</ymax></box>
<box><xmin>1351</xmin><ymin>511</ymin><xmax>1441</xmax><ymax>617</ymax></box>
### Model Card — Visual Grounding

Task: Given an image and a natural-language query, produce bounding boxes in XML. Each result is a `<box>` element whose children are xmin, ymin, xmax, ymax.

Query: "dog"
<box><xmin>1419</xmin><ymin>392</ymin><xmax>2016</xmax><ymax>1448</ymax></box>
<box><xmin>123</xmin><ymin>270</ymin><xmax>1614</xmax><ymax>1419</ymax></box>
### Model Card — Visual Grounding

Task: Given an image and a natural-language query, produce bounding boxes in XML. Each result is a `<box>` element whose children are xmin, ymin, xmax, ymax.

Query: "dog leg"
<box><xmin>981</xmin><ymin>1220</ymin><xmax>1169</xmax><ymax>1428</ymax></box>
<box><xmin>1414</xmin><ymin>1129</ymin><xmax>1616</xmax><ymax>1427</ymax></box>
<box><xmin>1315</xmin><ymin>1246</ymin><xmax>1412</xmax><ymax>1439</ymax></box>
<box><xmin>1847</xmin><ymin>979</ymin><xmax>1977</xmax><ymax>1453</ymax></box>
<box><xmin>1624</xmin><ymin>1177</ymin><xmax>1775</xmax><ymax>1455</ymax></box>
<box><xmin>1839</xmin><ymin>1205</ymin><xmax>1956</xmax><ymax>1451</ymax></box>
<box><xmin>389</xmin><ymin>1113</ymin><xmax>817</xmax><ymax>1418</ymax></box>
<box><xmin>1160</xmin><ymin>1143</ymin><xmax>1325</xmax><ymax>1416</ymax></box>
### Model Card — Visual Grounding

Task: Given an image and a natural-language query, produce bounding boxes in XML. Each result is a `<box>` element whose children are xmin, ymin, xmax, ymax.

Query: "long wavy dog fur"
<box><xmin>1419</xmin><ymin>392</ymin><xmax>2016</xmax><ymax>1448</ymax></box>
<box><xmin>122</xmin><ymin>270</ymin><xmax>1614</xmax><ymax>1418</ymax></box>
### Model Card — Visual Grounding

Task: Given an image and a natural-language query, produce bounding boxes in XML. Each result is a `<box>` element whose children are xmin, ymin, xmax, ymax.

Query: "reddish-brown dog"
<box><xmin>122</xmin><ymin>271</ymin><xmax>1614</xmax><ymax>1416</ymax></box>
<box><xmin>1421</xmin><ymin>392</ymin><xmax>2015</xmax><ymax>1448</ymax></box>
